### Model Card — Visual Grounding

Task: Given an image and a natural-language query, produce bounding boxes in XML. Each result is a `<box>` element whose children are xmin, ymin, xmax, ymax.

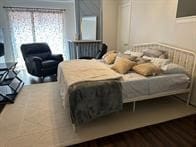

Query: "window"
<box><xmin>176</xmin><ymin>0</ymin><xmax>196</xmax><ymax>18</ymax></box>
<box><xmin>7</xmin><ymin>7</ymin><xmax>66</xmax><ymax>68</ymax></box>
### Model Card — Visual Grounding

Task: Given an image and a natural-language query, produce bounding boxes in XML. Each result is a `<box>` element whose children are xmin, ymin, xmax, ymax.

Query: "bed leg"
<box><xmin>132</xmin><ymin>101</ymin><xmax>136</xmax><ymax>112</ymax></box>
<box><xmin>128</xmin><ymin>103</ymin><xmax>132</xmax><ymax>112</ymax></box>
<box><xmin>186</xmin><ymin>93</ymin><xmax>191</xmax><ymax>105</ymax></box>
<box><xmin>72</xmin><ymin>124</ymin><xmax>77</xmax><ymax>132</ymax></box>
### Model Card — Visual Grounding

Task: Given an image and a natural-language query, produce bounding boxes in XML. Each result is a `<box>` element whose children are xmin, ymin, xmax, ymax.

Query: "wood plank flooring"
<box><xmin>70</xmin><ymin>114</ymin><xmax>196</xmax><ymax>147</ymax></box>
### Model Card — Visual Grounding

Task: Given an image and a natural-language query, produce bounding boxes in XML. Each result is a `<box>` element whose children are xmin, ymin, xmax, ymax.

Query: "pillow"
<box><xmin>117</xmin><ymin>53</ymin><xmax>137</xmax><ymax>61</ymax></box>
<box><xmin>103</xmin><ymin>52</ymin><xmax>117</xmax><ymax>64</ymax></box>
<box><xmin>102</xmin><ymin>50</ymin><xmax>117</xmax><ymax>59</ymax></box>
<box><xmin>111</xmin><ymin>57</ymin><xmax>136</xmax><ymax>74</ymax></box>
<box><xmin>135</xmin><ymin>57</ymin><xmax>151</xmax><ymax>65</ymax></box>
<box><xmin>124</xmin><ymin>50</ymin><xmax>131</xmax><ymax>54</ymax></box>
<box><xmin>143</xmin><ymin>48</ymin><xmax>166</xmax><ymax>58</ymax></box>
<box><xmin>133</xmin><ymin>63</ymin><xmax>161</xmax><ymax>76</ymax></box>
<box><xmin>159</xmin><ymin>53</ymin><xmax>168</xmax><ymax>59</ymax></box>
<box><xmin>143</xmin><ymin>56</ymin><xmax>171</xmax><ymax>67</ymax></box>
<box><xmin>161</xmin><ymin>63</ymin><xmax>187</xmax><ymax>74</ymax></box>
<box><xmin>124</xmin><ymin>50</ymin><xmax>144</xmax><ymax>57</ymax></box>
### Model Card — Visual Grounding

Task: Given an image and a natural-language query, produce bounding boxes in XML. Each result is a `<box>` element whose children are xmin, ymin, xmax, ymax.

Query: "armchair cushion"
<box><xmin>42</xmin><ymin>60</ymin><xmax>59</xmax><ymax>69</ymax></box>
<box><xmin>49</xmin><ymin>54</ymin><xmax>63</xmax><ymax>61</ymax></box>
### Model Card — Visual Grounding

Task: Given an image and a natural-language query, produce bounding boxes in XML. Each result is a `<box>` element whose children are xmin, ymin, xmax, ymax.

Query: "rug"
<box><xmin>0</xmin><ymin>82</ymin><xmax>196</xmax><ymax>147</ymax></box>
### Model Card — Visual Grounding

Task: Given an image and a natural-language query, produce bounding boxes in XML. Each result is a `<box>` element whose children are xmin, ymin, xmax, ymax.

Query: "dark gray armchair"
<box><xmin>21</xmin><ymin>43</ymin><xmax>63</xmax><ymax>78</ymax></box>
<box><xmin>79</xmin><ymin>43</ymin><xmax>108</xmax><ymax>59</ymax></box>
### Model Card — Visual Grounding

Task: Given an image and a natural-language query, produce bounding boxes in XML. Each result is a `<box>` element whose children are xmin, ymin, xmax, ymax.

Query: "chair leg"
<box><xmin>39</xmin><ymin>76</ymin><xmax>44</xmax><ymax>82</ymax></box>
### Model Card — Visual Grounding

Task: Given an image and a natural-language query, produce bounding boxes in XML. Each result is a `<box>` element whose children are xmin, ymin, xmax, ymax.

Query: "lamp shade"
<box><xmin>0</xmin><ymin>43</ymin><xmax>4</xmax><ymax>57</ymax></box>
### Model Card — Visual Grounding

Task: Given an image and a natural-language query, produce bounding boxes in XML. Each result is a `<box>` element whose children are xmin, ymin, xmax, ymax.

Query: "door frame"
<box><xmin>117</xmin><ymin>0</ymin><xmax>132</xmax><ymax>52</ymax></box>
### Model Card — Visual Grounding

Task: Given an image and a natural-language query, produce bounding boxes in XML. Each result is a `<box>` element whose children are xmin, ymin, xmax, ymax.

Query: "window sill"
<box><xmin>176</xmin><ymin>16</ymin><xmax>196</xmax><ymax>23</ymax></box>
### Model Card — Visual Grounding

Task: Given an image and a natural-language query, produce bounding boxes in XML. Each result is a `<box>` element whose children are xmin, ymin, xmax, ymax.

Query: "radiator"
<box><xmin>68</xmin><ymin>40</ymin><xmax>102</xmax><ymax>59</ymax></box>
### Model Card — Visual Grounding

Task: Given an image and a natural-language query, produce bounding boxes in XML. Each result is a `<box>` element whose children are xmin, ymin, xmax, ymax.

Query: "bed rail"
<box><xmin>131</xmin><ymin>43</ymin><xmax>196</xmax><ymax>104</ymax></box>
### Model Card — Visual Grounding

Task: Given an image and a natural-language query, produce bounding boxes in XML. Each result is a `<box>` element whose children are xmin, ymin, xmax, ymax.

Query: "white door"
<box><xmin>117</xmin><ymin>3</ymin><xmax>131</xmax><ymax>52</ymax></box>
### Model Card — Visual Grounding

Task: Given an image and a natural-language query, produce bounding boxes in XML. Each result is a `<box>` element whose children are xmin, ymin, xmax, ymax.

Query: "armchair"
<box><xmin>0</xmin><ymin>43</ymin><xmax>4</xmax><ymax>57</ymax></box>
<box><xmin>79</xmin><ymin>43</ymin><xmax>108</xmax><ymax>59</ymax></box>
<box><xmin>21</xmin><ymin>43</ymin><xmax>63</xmax><ymax>77</ymax></box>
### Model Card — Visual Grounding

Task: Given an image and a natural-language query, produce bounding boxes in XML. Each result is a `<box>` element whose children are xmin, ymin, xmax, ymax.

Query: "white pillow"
<box><xmin>143</xmin><ymin>56</ymin><xmax>171</xmax><ymax>67</ymax></box>
<box><xmin>143</xmin><ymin>48</ymin><xmax>163</xmax><ymax>57</ymax></box>
<box><xmin>124</xmin><ymin>50</ymin><xmax>143</xmax><ymax>57</ymax></box>
<box><xmin>124</xmin><ymin>50</ymin><xmax>131</xmax><ymax>54</ymax></box>
<box><xmin>161</xmin><ymin>63</ymin><xmax>187</xmax><ymax>74</ymax></box>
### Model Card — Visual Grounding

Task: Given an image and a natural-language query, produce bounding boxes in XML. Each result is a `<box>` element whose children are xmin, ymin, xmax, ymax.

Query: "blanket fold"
<box><xmin>69</xmin><ymin>80</ymin><xmax>122</xmax><ymax>125</ymax></box>
<box><xmin>58</xmin><ymin>59</ymin><xmax>123</xmax><ymax>125</ymax></box>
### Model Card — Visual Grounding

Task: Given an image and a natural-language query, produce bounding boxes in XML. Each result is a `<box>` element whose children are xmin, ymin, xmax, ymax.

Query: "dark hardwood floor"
<box><xmin>70</xmin><ymin>114</ymin><xmax>196</xmax><ymax>147</ymax></box>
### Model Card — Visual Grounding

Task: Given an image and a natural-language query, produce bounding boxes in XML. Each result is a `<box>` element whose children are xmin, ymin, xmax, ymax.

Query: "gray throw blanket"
<box><xmin>68</xmin><ymin>80</ymin><xmax>122</xmax><ymax>126</ymax></box>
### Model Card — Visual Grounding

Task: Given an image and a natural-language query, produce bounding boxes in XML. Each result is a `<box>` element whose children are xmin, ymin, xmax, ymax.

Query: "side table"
<box><xmin>0</xmin><ymin>62</ymin><xmax>24</xmax><ymax>104</ymax></box>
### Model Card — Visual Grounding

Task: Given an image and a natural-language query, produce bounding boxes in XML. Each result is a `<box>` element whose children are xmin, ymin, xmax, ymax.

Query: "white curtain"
<box><xmin>7</xmin><ymin>8</ymin><xmax>66</xmax><ymax>68</ymax></box>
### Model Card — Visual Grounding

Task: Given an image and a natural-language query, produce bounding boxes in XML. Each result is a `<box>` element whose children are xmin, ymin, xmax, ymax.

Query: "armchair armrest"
<box><xmin>25</xmin><ymin>56</ymin><xmax>43</xmax><ymax>75</ymax></box>
<box><xmin>32</xmin><ymin>56</ymin><xmax>43</xmax><ymax>67</ymax></box>
<box><xmin>32</xmin><ymin>56</ymin><xmax>42</xmax><ymax>62</ymax></box>
<box><xmin>79</xmin><ymin>56</ymin><xmax>94</xmax><ymax>59</ymax></box>
<box><xmin>50</xmin><ymin>54</ymin><xmax>63</xmax><ymax>62</ymax></box>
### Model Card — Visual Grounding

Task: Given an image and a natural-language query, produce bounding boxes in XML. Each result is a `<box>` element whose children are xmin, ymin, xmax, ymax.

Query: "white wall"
<box><xmin>130</xmin><ymin>0</ymin><xmax>196</xmax><ymax>50</ymax></box>
<box><xmin>102</xmin><ymin>0</ymin><xmax>118</xmax><ymax>50</ymax></box>
<box><xmin>130</xmin><ymin>0</ymin><xmax>196</xmax><ymax>105</ymax></box>
<box><xmin>130</xmin><ymin>0</ymin><xmax>167</xmax><ymax>45</ymax></box>
<box><xmin>0</xmin><ymin>0</ymin><xmax>75</xmax><ymax>61</ymax></box>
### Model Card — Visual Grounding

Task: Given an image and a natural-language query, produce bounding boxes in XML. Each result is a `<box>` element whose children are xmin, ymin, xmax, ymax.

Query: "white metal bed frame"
<box><xmin>123</xmin><ymin>43</ymin><xmax>196</xmax><ymax>111</ymax></box>
<box><xmin>70</xmin><ymin>43</ymin><xmax>196</xmax><ymax>131</ymax></box>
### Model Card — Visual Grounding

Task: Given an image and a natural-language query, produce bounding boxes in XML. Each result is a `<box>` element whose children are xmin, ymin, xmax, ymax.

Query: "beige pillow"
<box><xmin>111</xmin><ymin>57</ymin><xmax>136</xmax><ymax>74</ymax></box>
<box><xmin>103</xmin><ymin>53</ymin><xmax>117</xmax><ymax>64</ymax></box>
<box><xmin>102</xmin><ymin>50</ymin><xmax>117</xmax><ymax>59</ymax></box>
<box><xmin>133</xmin><ymin>63</ymin><xmax>161</xmax><ymax>76</ymax></box>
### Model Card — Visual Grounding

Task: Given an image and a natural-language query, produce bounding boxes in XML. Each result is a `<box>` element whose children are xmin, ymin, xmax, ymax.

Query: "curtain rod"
<box><xmin>3</xmin><ymin>6</ymin><xmax>66</xmax><ymax>11</ymax></box>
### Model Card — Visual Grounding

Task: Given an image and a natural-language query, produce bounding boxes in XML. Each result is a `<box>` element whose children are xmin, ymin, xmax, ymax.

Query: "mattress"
<box><xmin>121</xmin><ymin>72</ymin><xmax>190</xmax><ymax>102</ymax></box>
<box><xmin>58</xmin><ymin>60</ymin><xmax>190</xmax><ymax>106</ymax></box>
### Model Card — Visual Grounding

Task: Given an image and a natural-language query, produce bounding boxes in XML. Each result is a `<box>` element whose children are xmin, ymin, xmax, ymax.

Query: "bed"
<box><xmin>57</xmin><ymin>43</ymin><xmax>196</xmax><ymax>127</ymax></box>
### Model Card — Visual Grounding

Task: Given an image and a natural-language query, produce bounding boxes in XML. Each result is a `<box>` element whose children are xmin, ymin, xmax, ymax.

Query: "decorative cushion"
<box><xmin>102</xmin><ymin>50</ymin><xmax>117</xmax><ymax>59</ymax></box>
<box><xmin>124</xmin><ymin>50</ymin><xmax>144</xmax><ymax>57</ymax></box>
<box><xmin>135</xmin><ymin>57</ymin><xmax>151</xmax><ymax>65</ymax></box>
<box><xmin>133</xmin><ymin>63</ymin><xmax>161</xmax><ymax>76</ymax></box>
<box><xmin>103</xmin><ymin>52</ymin><xmax>117</xmax><ymax>64</ymax></box>
<box><xmin>143</xmin><ymin>56</ymin><xmax>171</xmax><ymax>67</ymax></box>
<box><xmin>111</xmin><ymin>57</ymin><xmax>136</xmax><ymax>74</ymax></box>
<box><xmin>117</xmin><ymin>53</ymin><xmax>137</xmax><ymax>61</ymax></box>
<box><xmin>161</xmin><ymin>63</ymin><xmax>187</xmax><ymax>74</ymax></box>
<box><xmin>143</xmin><ymin>48</ymin><xmax>168</xmax><ymax>58</ymax></box>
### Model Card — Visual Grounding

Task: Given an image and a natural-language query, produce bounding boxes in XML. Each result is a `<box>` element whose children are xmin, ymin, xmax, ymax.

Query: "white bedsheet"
<box><xmin>121</xmin><ymin>72</ymin><xmax>190</xmax><ymax>101</ymax></box>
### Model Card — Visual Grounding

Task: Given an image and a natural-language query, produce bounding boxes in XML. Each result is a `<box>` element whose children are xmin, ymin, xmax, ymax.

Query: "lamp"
<box><xmin>0</xmin><ymin>43</ymin><xmax>4</xmax><ymax>57</ymax></box>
